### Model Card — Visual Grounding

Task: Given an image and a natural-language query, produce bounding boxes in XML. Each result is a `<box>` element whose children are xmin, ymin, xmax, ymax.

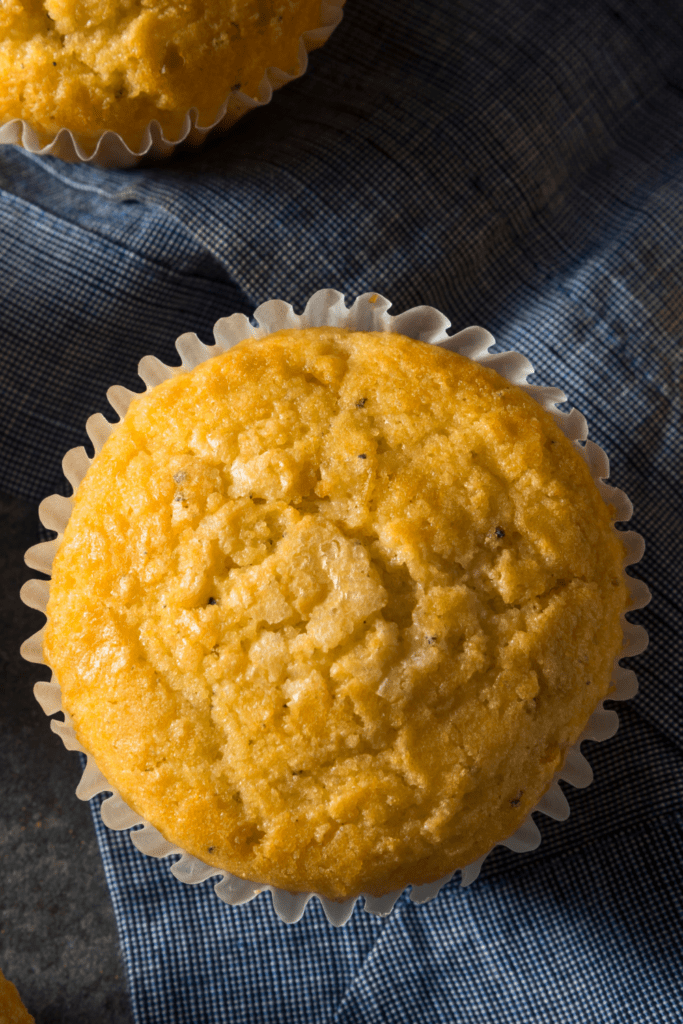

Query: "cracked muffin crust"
<box><xmin>44</xmin><ymin>328</ymin><xmax>627</xmax><ymax>900</ymax></box>
<box><xmin>0</xmin><ymin>0</ymin><xmax>322</xmax><ymax>146</ymax></box>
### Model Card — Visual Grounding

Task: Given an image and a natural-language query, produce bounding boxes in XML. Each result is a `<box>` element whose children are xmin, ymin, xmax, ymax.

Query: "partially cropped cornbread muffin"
<box><xmin>0</xmin><ymin>0</ymin><xmax>322</xmax><ymax>147</ymax></box>
<box><xmin>44</xmin><ymin>328</ymin><xmax>627</xmax><ymax>900</ymax></box>
<box><xmin>0</xmin><ymin>970</ymin><xmax>34</xmax><ymax>1024</ymax></box>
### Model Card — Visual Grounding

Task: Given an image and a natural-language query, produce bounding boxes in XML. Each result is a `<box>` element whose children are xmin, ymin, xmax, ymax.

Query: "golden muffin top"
<box><xmin>44</xmin><ymin>328</ymin><xmax>627</xmax><ymax>900</ymax></box>
<box><xmin>0</xmin><ymin>0</ymin><xmax>321</xmax><ymax>146</ymax></box>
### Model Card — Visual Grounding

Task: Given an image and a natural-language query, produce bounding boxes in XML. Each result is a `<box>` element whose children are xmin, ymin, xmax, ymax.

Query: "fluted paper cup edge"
<box><xmin>21</xmin><ymin>288</ymin><xmax>650</xmax><ymax>926</ymax></box>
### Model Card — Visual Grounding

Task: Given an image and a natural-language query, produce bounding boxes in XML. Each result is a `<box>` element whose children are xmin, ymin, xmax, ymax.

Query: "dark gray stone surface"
<box><xmin>0</xmin><ymin>492</ymin><xmax>132</xmax><ymax>1024</ymax></box>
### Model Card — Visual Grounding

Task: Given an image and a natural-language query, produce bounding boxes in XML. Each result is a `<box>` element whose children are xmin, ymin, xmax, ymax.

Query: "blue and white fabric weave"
<box><xmin>2</xmin><ymin>0</ymin><xmax>682</xmax><ymax>1020</ymax></box>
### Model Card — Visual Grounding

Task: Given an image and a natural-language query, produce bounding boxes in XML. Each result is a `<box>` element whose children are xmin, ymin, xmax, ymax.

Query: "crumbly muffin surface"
<box><xmin>44</xmin><ymin>329</ymin><xmax>627</xmax><ymax>899</ymax></box>
<box><xmin>0</xmin><ymin>0</ymin><xmax>321</xmax><ymax>145</ymax></box>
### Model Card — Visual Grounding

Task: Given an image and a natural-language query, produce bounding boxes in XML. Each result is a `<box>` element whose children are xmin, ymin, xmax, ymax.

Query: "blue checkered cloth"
<box><xmin>3</xmin><ymin>0</ymin><xmax>682</xmax><ymax>1019</ymax></box>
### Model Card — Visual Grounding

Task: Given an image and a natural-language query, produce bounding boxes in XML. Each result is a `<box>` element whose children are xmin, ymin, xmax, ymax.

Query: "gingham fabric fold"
<box><xmin>4</xmin><ymin>0</ymin><xmax>682</xmax><ymax>1020</ymax></box>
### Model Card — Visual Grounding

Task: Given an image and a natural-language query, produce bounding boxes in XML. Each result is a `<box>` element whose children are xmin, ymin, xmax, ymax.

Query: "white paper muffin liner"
<box><xmin>20</xmin><ymin>289</ymin><xmax>650</xmax><ymax>926</ymax></box>
<box><xmin>0</xmin><ymin>1</ymin><xmax>343</xmax><ymax>169</ymax></box>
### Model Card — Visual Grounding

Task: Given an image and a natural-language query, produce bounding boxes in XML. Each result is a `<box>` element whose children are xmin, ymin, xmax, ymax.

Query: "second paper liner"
<box><xmin>20</xmin><ymin>289</ymin><xmax>650</xmax><ymax>927</ymax></box>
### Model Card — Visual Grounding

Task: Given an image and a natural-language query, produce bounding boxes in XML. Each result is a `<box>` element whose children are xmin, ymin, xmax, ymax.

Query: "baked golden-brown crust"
<box><xmin>44</xmin><ymin>329</ymin><xmax>627</xmax><ymax>899</ymax></box>
<box><xmin>0</xmin><ymin>0</ymin><xmax>321</xmax><ymax>146</ymax></box>
<box><xmin>0</xmin><ymin>970</ymin><xmax>34</xmax><ymax>1024</ymax></box>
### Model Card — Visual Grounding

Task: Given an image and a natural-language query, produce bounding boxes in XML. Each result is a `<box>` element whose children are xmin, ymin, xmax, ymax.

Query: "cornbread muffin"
<box><xmin>0</xmin><ymin>0</ymin><xmax>322</xmax><ymax>147</ymax></box>
<box><xmin>44</xmin><ymin>329</ymin><xmax>627</xmax><ymax>900</ymax></box>
<box><xmin>0</xmin><ymin>970</ymin><xmax>34</xmax><ymax>1024</ymax></box>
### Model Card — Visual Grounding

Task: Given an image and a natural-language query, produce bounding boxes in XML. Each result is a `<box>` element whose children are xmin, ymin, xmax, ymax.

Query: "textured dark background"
<box><xmin>0</xmin><ymin>491</ymin><xmax>131</xmax><ymax>1023</ymax></box>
